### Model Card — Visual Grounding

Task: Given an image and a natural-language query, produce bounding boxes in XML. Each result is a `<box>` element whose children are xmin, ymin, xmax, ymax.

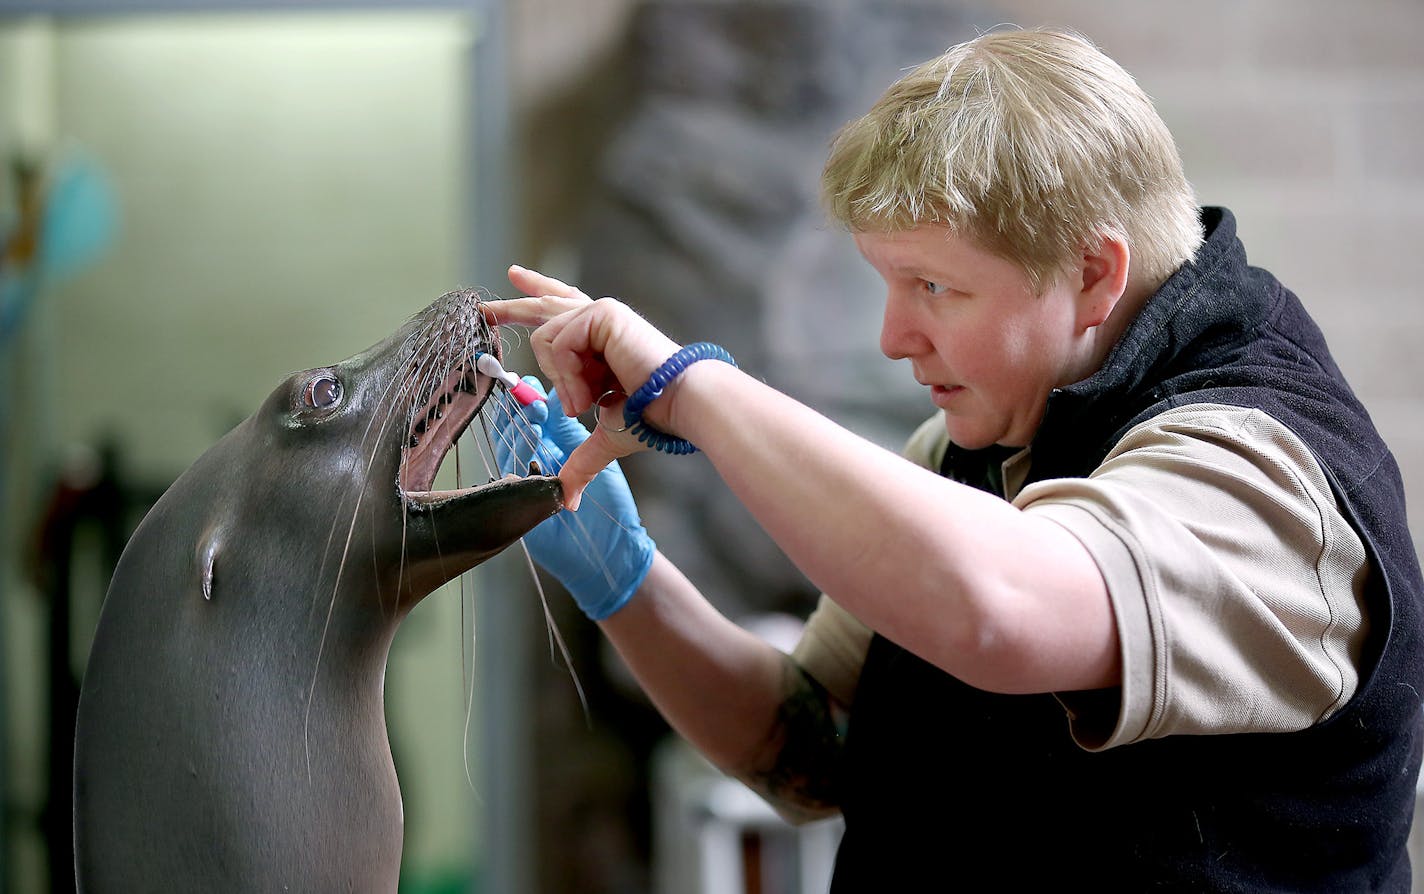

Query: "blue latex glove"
<box><xmin>493</xmin><ymin>376</ymin><xmax>656</xmax><ymax>621</ymax></box>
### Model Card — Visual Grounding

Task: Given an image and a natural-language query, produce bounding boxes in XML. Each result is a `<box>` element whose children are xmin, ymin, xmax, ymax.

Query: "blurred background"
<box><xmin>0</xmin><ymin>1</ymin><xmax>1420</xmax><ymax>892</ymax></box>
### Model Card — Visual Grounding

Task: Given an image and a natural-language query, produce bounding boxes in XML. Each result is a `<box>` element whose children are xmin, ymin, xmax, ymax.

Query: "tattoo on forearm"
<box><xmin>740</xmin><ymin>659</ymin><xmax>847</xmax><ymax>820</ymax></box>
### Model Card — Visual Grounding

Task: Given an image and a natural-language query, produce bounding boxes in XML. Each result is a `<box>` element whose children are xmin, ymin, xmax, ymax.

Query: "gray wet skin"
<box><xmin>72</xmin><ymin>291</ymin><xmax>562</xmax><ymax>892</ymax></box>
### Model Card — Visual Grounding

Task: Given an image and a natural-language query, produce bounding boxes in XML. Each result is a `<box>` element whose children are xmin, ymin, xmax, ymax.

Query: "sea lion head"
<box><xmin>190</xmin><ymin>288</ymin><xmax>562</xmax><ymax>617</ymax></box>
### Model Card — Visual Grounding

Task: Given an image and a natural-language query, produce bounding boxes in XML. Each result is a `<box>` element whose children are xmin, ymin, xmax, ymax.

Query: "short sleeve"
<box><xmin>789</xmin><ymin>414</ymin><xmax>943</xmax><ymax>707</ymax></box>
<box><xmin>792</xmin><ymin>594</ymin><xmax>873</xmax><ymax>708</ymax></box>
<box><xmin>1016</xmin><ymin>404</ymin><xmax>1370</xmax><ymax>751</ymax></box>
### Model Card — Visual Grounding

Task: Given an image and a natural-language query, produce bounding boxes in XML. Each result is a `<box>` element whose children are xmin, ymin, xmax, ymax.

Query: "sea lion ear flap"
<box><xmin>198</xmin><ymin>529</ymin><xmax>223</xmax><ymax>602</ymax></box>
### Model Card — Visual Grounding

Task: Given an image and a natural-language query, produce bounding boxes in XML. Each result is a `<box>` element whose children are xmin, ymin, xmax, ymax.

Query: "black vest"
<box><xmin>831</xmin><ymin>208</ymin><xmax>1424</xmax><ymax>892</ymax></box>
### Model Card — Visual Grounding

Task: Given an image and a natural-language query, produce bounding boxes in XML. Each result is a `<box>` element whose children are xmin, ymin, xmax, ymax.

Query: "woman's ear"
<box><xmin>1077</xmin><ymin>234</ymin><xmax>1131</xmax><ymax>331</ymax></box>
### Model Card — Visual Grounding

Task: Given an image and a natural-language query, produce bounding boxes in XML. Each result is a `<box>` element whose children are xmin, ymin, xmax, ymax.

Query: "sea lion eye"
<box><xmin>303</xmin><ymin>374</ymin><xmax>342</xmax><ymax>409</ymax></box>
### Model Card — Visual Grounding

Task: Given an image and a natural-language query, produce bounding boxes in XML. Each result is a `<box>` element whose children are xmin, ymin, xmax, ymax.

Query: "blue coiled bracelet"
<box><xmin>621</xmin><ymin>342</ymin><xmax>737</xmax><ymax>455</ymax></box>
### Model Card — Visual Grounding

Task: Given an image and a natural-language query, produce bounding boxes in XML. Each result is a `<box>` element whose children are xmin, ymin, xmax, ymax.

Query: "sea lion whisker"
<box><xmin>306</xmin><ymin>365</ymin><xmax>467</xmax><ymax>762</ymax></box>
<box><xmin>470</xmin><ymin>417</ymin><xmax>590</xmax><ymax>726</ymax></box>
<box><xmin>304</xmin><ymin>324</ymin><xmax>476</xmax><ymax>766</ymax></box>
<box><xmin>480</xmin><ymin>394</ymin><xmax>620</xmax><ymax>581</ymax></box>
<box><xmin>385</xmin><ymin>347</ymin><xmax>450</xmax><ymax>613</ymax></box>
<box><xmin>449</xmin><ymin>422</ymin><xmax>481</xmax><ymax>788</ymax></box>
<box><xmin>305</xmin><ymin>329</ymin><xmax>429</xmax><ymax>625</ymax></box>
<box><xmin>481</xmin><ymin>393</ymin><xmax>637</xmax><ymax>598</ymax></box>
<box><xmin>320</xmin><ymin>322</ymin><xmax>456</xmax><ymax>630</ymax></box>
<box><xmin>533</xmin><ymin>545</ymin><xmax>591</xmax><ymax>727</ymax></box>
<box><xmin>303</xmin><ymin>488</ymin><xmax>377</xmax><ymax>777</ymax></box>
<box><xmin>399</xmin><ymin>347</ymin><xmax>488</xmax><ymax>493</ymax></box>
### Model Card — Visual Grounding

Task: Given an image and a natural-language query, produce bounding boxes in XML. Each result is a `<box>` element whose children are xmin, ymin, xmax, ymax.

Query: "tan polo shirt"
<box><xmin>791</xmin><ymin>403</ymin><xmax>1370</xmax><ymax>752</ymax></box>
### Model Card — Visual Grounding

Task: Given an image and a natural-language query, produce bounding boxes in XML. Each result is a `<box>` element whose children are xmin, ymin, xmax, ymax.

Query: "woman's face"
<box><xmin>855</xmin><ymin>225</ymin><xmax>1087</xmax><ymax>450</ymax></box>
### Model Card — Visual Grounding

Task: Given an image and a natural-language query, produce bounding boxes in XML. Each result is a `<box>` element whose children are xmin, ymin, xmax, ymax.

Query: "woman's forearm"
<box><xmin>664</xmin><ymin>361</ymin><xmax>1118</xmax><ymax>694</ymax></box>
<box><xmin>601</xmin><ymin>552</ymin><xmax>844</xmax><ymax>820</ymax></box>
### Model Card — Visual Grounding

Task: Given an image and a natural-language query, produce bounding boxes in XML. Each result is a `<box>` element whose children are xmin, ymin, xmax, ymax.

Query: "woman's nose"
<box><xmin>879</xmin><ymin>293</ymin><xmax>929</xmax><ymax>361</ymax></box>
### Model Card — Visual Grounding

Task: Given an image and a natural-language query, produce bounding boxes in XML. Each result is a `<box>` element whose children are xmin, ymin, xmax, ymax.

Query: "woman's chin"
<box><xmin>941</xmin><ymin>419</ymin><xmax>994</xmax><ymax>451</ymax></box>
<box><xmin>941</xmin><ymin>415</ymin><xmax>1028</xmax><ymax>452</ymax></box>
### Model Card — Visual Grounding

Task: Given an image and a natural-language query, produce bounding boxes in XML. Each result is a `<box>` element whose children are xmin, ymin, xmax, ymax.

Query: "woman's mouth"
<box><xmin>931</xmin><ymin>384</ymin><xmax>965</xmax><ymax>407</ymax></box>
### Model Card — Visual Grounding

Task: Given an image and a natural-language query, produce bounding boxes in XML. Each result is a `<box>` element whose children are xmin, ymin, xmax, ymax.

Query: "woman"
<box><xmin>488</xmin><ymin>27</ymin><xmax>1422</xmax><ymax>891</ymax></box>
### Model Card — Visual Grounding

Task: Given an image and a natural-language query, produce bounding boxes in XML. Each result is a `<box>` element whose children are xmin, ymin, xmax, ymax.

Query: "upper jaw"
<box><xmin>398</xmin><ymin>355</ymin><xmax>494</xmax><ymax>503</ymax></box>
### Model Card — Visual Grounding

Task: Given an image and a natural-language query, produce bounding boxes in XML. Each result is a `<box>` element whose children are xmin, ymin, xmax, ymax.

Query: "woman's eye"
<box><xmin>304</xmin><ymin>374</ymin><xmax>342</xmax><ymax>409</ymax></box>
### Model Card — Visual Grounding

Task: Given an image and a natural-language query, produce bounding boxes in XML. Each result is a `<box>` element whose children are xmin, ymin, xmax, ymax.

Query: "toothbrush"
<box><xmin>473</xmin><ymin>351</ymin><xmax>542</xmax><ymax>406</ymax></box>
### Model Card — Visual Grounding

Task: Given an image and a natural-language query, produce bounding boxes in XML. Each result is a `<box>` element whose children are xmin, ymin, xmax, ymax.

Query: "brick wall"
<box><xmin>993</xmin><ymin>0</ymin><xmax>1424</xmax><ymax>560</ymax></box>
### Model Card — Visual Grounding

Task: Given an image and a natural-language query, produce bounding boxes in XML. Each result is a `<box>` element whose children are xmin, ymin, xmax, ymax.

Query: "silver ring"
<box><xmin>595</xmin><ymin>389</ymin><xmax>630</xmax><ymax>433</ymax></box>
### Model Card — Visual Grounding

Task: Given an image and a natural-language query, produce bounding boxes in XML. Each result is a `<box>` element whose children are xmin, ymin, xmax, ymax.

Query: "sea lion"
<box><xmin>72</xmin><ymin>290</ymin><xmax>562</xmax><ymax>891</ymax></box>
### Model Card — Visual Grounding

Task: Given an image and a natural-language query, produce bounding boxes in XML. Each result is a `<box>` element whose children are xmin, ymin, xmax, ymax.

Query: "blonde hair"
<box><xmin>821</xmin><ymin>27</ymin><xmax>1203</xmax><ymax>293</ymax></box>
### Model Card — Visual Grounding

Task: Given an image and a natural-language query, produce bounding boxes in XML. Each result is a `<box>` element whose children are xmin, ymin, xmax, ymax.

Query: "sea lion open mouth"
<box><xmin>397</xmin><ymin>297</ymin><xmax>538</xmax><ymax>508</ymax></box>
<box><xmin>399</xmin><ymin>354</ymin><xmax>499</xmax><ymax>504</ymax></box>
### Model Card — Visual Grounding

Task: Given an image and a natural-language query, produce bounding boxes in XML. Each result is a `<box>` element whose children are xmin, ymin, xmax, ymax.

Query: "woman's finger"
<box><xmin>558</xmin><ymin>423</ymin><xmax>641</xmax><ymax>511</ymax></box>
<box><xmin>507</xmin><ymin>264</ymin><xmax>590</xmax><ymax>301</ymax></box>
<box><xmin>481</xmin><ymin>294</ymin><xmax>586</xmax><ymax>329</ymax></box>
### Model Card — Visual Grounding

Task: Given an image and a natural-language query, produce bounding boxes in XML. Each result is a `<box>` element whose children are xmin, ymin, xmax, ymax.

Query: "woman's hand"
<box><xmin>487</xmin><ymin>265</ymin><xmax>684</xmax><ymax>508</ymax></box>
<box><xmin>492</xmin><ymin>378</ymin><xmax>656</xmax><ymax>620</ymax></box>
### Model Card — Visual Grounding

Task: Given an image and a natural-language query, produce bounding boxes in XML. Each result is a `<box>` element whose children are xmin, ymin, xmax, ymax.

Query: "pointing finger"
<box><xmin>507</xmin><ymin>264</ymin><xmax>591</xmax><ymax>301</ymax></box>
<box><xmin>481</xmin><ymin>294</ymin><xmax>587</xmax><ymax>328</ymax></box>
